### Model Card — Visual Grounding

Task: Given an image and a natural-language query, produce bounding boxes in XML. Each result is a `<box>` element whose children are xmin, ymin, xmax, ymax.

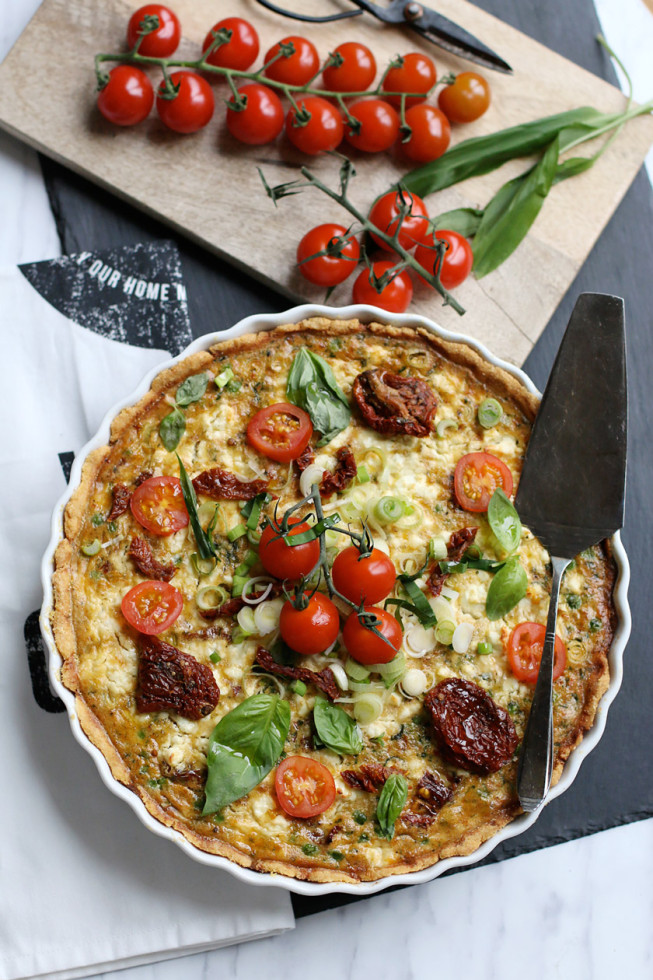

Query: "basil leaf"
<box><xmin>485</xmin><ymin>557</ymin><xmax>527</xmax><ymax>621</ymax></box>
<box><xmin>487</xmin><ymin>489</ymin><xmax>522</xmax><ymax>553</ymax></box>
<box><xmin>203</xmin><ymin>694</ymin><xmax>291</xmax><ymax>814</ymax></box>
<box><xmin>313</xmin><ymin>697</ymin><xmax>363</xmax><ymax>756</ymax></box>
<box><xmin>375</xmin><ymin>774</ymin><xmax>408</xmax><ymax>839</ymax></box>
<box><xmin>287</xmin><ymin>348</ymin><xmax>351</xmax><ymax>445</ymax></box>
<box><xmin>176</xmin><ymin>454</ymin><xmax>217</xmax><ymax>560</ymax></box>
<box><xmin>176</xmin><ymin>372</ymin><xmax>208</xmax><ymax>407</ymax></box>
<box><xmin>159</xmin><ymin>408</ymin><xmax>186</xmax><ymax>451</ymax></box>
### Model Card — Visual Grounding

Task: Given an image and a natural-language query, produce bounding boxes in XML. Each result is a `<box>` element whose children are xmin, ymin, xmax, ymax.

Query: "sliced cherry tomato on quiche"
<box><xmin>279</xmin><ymin>592</ymin><xmax>340</xmax><ymax>656</ymax></box>
<box><xmin>275</xmin><ymin>756</ymin><xmax>336</xmax><ymax>818</ymax></box>
<box><xmin>343</xmin><ymin>605</ymin><xmax>402</xmax><ymax>665</ymax></box>
<box><xmin>259</xmin><ymin>518</ymin><xmax>320</xmax><ymax>581</ymax></box>
<box><xmin>121</xmin><ymin>580</ymin><xmax>184</xmax><ymax>635</ymax></box>
<box><xmin>130</xmin><ymin>476</ymin><xmax>189</xmax><ymax>535</ymax></box>
<box><xmin>506</xmin><ymin>622</ymin><xmax>567</xmax><ymax>684</ymax></box>
<box><xmin>332</xmin><ymin>546</ymin><xmax>396</xmax><ymax>604</ymax></box>
<box><xmin>246</xmin><ymin>403</ymin><xmax>313</xmax><ymax>462</ymax></box>
<box><xmin>453</xmin><ymin>452</ymin><xmax>513</xmax><ymax>513</ymax></box>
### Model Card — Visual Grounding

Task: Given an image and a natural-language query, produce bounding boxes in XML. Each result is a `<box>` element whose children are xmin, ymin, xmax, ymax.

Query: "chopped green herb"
<box><xmin>215</xmin><ymin>366</ymin><xmax>234</xmax><ymax>389</ymax></box>
<box><xmin>328</xmin><ymin>337</ymin><xmax>342</xmax><ymax>353</ymax></box>
<box><xmin>137</xmin><ymin>729</ymin><xmax>146</xmax><ymax>740</ymax></box>
<box><xmin>209</xmin><ymin>651</ymin><xmax>221</xmax><ymax>664</ymax></box>
<box><xmin>107</xmin><ymin>520</ymin><xmax>117</xmax><ymax>533</ymax></box>
<box><xmin>589</xmin><ymin>617</ymin><xmax>602</xmax><ymax>632</ymax></box>
<box><xmin>358</xmin><ymin>833</ymin><xmax>370</xmax><ymax>842</ymax></box>
<box><xmin>225</xmin><ymin>378</ymin><xmax>243</xmax><ymax>394</ymax></box>
<box><xmin>91</xmin><ymin>513</ymin><xmax>104</xmax><ymax>527</ymax></box>
<box><xmin>353</xmin><ymin>811</ymin><xmax>367</xmax><ymax>825</ymax></box>
<box><xmin>566</xmin><ymin>594</ymin><xmax>582</xmax><ymax>610</ymax></box>
<box><xmin>291</xmin><ymin>680</ymin><xmax>307</xmax><ymax>696</ymax></box>
<box><xmin>302</xmin><ymin>843</ymin><xmax>318</xmax><ymax>856</ymax></box>
<box><xmin>329</xmin><ymin>850</ymin><xmax>344</xmax><ymax>862</ymax></box>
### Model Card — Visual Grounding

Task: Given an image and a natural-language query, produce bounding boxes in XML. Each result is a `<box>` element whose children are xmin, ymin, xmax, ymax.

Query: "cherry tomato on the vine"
<box><xmin>344</xmin><ymin>99</ymin><xmax>400</xmax><ymax>153</ymax></box>
<box><xmin>130</xmin><ymin>476</ymin><xmax>189</xmax><ymax>536</ymax></box>
<box><xmin>506</xmin><ymin>622</ymin><xmax>567</xmax><ymax>684</ymax></box>
<box><xmin>259</xmin><ymin>518</ymin><xmax>320</xmax><ymax>581</ymax></box>
<box><xmin>368</xmin><ymin>189</ymin><xmax>429</xmax><ymax>251</ymax></box>
<box><xmin>156</xmin><ymin>72</ymin><xmax>214</xmax><ymax>133</ymax></box>
<box><xmin>247</xmin><ymin>403</ymin><xmax>313</xmax><ymax>462</ymax></box>
<box><xmin>414</xmin><ymin>229</ymin><xmax>473</xmax><ymax>290</ymax></box>
<box><xmin>381</xmin><ymin>52</ymin><xmax>437</xmax><ymax>108</ymax></box>
<box><xmin>332</xmin><ymin>546</ymin><xmax>396</xmax><ymax>605</ymax></box>
<box><xmin>352</xmin><ymin>260</ymin><xmax>413</xmax><ymax>313</ymax></box>
<box><xmin>264</xmin><ymin>35</ymin><xmax>320</xmax><ymax>86</ymax></box>
<box><xmin>226</xmin><ymin>83</ymin><xmax>284</xmax><ymax>145</ymax></box>
<box><xmin>97</xmin><ymin>65</ymin><xmax>154</xmax><ymax>126</ymax></box>
<box><xmin>121</xmin><ymin>580</ymin><xmax>184</xmax><ymax>635</ymax></box>
<box><xmin>202</xmin><ymin>17</ymin><xmax>260</xmax><ymax>71</ymax></box>
<box><xmin>285</xmin><ymin>97</ymin><xmax>344</xmax><ymax>155</ymax></box>
<box><xmin>297</xmin><ymin>223</ymin><xmax>360</xmax><ymax>287</ymax></box>
<box><xmin>438</xmin><ymin>72</ymin><xmax>491</xmax><ymax>123</ymax></box>
<box><xmin>453</xmin><ymin>452</ymin><xmax>513</xmax><ymax>513</ymax></box>
<box><xmin>322</xmin><ymin>41</ymin><xmax>376</xmax><ymax>92</ymax></box>
<box><xmin>401</xmin><ymin>104</ymin><xmax>451</xmax><ymax>163</ymax></box>
<box><xmin>343</xmin><ymin>605</ymin><xmax>402</xmax><ymax>665</ymax></box>
<box><xmin>279</xmin><ymin>592</ymin><xmax>340</xmax><ymax>655</ymax></box>
<box><xmin>127</xmin><ymin>4</ymin><xmax>180</xmax><ymax>58</ymax></box>
<box><xmin>275</xmin><ymin>756</ymin><xmax>336</xmax><ymax>818</ymax></box>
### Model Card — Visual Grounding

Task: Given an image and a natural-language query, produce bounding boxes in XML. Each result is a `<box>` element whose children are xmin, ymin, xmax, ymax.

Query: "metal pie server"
<box><xmin>514</xmin><ymin>292</ymin><xmax>627</xmax><ymax>812</ymax></box>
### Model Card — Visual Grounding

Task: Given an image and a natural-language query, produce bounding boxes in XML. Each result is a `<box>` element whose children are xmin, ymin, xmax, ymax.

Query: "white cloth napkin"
<box><xmin>0</xmin><ymin>259</ymin><xmax>294</xmax><ymax>980</ymax></box>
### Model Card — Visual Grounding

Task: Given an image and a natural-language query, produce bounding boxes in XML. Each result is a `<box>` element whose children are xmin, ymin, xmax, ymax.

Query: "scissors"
<box><xmin>252</xmin><ymin>0</ymin><xmax>512</xmax><ymax>74</ymax></box>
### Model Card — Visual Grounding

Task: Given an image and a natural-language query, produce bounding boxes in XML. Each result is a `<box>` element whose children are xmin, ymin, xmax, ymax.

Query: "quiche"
<box><xmin>50</xmin><ymin>317</ymin><xmax>617</xmax><ymax>884</ymax></box>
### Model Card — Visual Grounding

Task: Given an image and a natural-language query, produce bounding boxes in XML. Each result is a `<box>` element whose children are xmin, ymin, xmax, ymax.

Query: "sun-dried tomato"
<box><xmin>320</xmin><ymin>447</ymin><xmax>357</xmax><ymax>499</ymax></box>
<box><xmin>129</xmin><ymin>536</ymin><xmax>177</xmax><ymax>582</ymax></box>
<box><xmin>294</xmin><ymin>444</ymin><xmax>316</xmax><ymax>474</ymax></box>
<box><xmin>424</xmin><ymin>678</ymin><xmax>518</xmax><ymax>773</ymax></box>
<box><xmin>192</xmin><ymin>466</ymin><xmax>269</xmax><ymax>500</ymax></box>
<box><xmin>135</xmin><ymin>471</ymin><xmax>154</xmax><ymax>487</ymax></box>
<box><xmin>401</xmin><ymin>771</ymin><xmax>454</xmax><ymax>826</ymax></box>
<box><xmin>427</xmin><ymin>526</ymin><xmax>478</xmax><ymax>597</ymax></box>
<box><xmin>255</xmin><ymin>646</ymin><xmax>339</xmax><ymax>701</ymax></box>
<box><xmin>136</xmin><ymin>635</ymin><xmax>219</xmax><ymax>720</ymax></box>
<box><xmin>108</xmin><ymin>483</ymin><xmax>131</xmax><ymax>520</ymax></box>
<box><xmin>352</xmin><ymin>368</ymin><xmax>436</xmax><ymax>437</ymax></box>
<box><xmin>341</xmin><ymin>764</ymin><xmax>394</xmax><ymax>793</ymax></box>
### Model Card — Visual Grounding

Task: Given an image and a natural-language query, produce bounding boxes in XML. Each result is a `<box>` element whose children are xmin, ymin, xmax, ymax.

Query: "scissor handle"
<box><xmin>252</xmin><ymin>0</ymin><xmax>363</xmax><ymax>23</ymax></box>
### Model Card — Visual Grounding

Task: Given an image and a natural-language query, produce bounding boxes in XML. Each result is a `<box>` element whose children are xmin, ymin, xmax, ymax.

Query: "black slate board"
<box><xmin>35</xmin><ymin>0</ymin><xmax>653</xmax><ymax>919</ymax></box>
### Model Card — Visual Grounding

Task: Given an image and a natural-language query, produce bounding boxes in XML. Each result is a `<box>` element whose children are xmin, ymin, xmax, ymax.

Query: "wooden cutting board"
<box><xmin>0</xmin><ymin>0</ymin><xmax>651</xmax><ymax>365</ymax></box>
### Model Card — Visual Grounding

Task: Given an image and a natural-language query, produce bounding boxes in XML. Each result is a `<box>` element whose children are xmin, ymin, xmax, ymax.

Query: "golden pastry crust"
<box><xmin>50</xmin><ymin>317</ymin><xmax>616</xmax><ymax>883</ymax></box>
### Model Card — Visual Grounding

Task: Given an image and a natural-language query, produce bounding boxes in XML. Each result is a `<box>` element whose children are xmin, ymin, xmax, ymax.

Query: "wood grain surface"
<box><xmin>0</xmin><ymin>0</ymin><xmax>652</xmax><ymax>365</ymax></box>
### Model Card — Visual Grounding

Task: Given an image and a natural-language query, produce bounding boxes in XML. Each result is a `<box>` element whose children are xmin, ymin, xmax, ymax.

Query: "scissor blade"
<box><xmin>411</xmin><ymin>12</ymin><xmax>513</xmax><ymax>73</ymax></box>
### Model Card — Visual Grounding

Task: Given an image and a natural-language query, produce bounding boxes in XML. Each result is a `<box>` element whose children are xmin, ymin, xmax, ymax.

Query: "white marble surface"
<box><xmin>1</xmin><ymin>1</ymin><xmax>651</xmax><ymax>978</ymax></box>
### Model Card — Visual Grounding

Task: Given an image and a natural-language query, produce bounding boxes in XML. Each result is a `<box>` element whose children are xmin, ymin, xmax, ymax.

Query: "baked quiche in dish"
<box><xmin>47</xmin><ymin>312</ymin><xmax>621</xmax><ymax>887</ymax></box>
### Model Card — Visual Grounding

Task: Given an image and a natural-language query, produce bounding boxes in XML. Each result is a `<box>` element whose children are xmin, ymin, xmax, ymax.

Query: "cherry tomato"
<box><xmin>285</xmin><ymin>97</ymin><xmax>344</xmax><ymax>155</ymax></box>
<box><xmin>453</xmin><ymin>452</ymin><xmax>514</xmax><ymax>513</ymax></box>
<box><xmin>264</xmin><ymin>35</ymin><xmax>319</xmax><ymax>86</ymax></box>
<box><xmin>344</xmin><ymin>99</ymin><xmax>400</xmax><ymax>153</ymax></box>
<box><xmin>202</xmin><ymin>17</ymin><xmax>259</xmax><ymax>70</ymax></box>
<box><xmin>438</xmin><ymin>72</ymin><xmax>491</xmax><ymax>123</ymax></box>
<box><xmin>156</xmin><ymin>72</ymin><xmax>214</xmax><ymax>134</ymax></box>
<box><xmin>97</xmin><ymin>65</ymin><xmax>154</xmax><ymax>127</ymax></box>
<box><xmin>280</xmin><ymin>592</ymin><xmax>340</xmax><ymax>655</ymax></box>
<box><xmin>414</xmin><ymin>229</ymin><xmax>473</xmax><ymax>290</ymax></box>
<box><xmin>275</xmin><ymin>756</ymin><xmax>336</xmax><ymax>818</ymax></box>
<box><xmin>127</xmin><ymin>4</ymin><xmax>180</xmax><ymax>58</ymax></box>
<box><xmin>506</xmin><ymin>622</ymin><xmax>567</xmax><ymax>684</ymax></box>
<box><xmin>343</xmin><ymin>605</ymin><xmax>402</xmax><ymax>665</ymax></box>
<box><xmin>381</xmin><ymin>52</ymin><xmax>437</xmax><ymax>108</ymax></box>
<box><xmin>226</xmin><ymin>83</ymin><xmax>284</xmax><ymax>145</ymax></box>
<box><xmin>247</xmin><ymin>403</ymin><xmax>313</xmax><ymax>462</ymax></box>
<box><xmin>352</xmin><ymin>260</ymin><xmax>413</xmax><ymax>313</ymax></box>
<box><xmin>368</xmin><ymin>189</ymin><xmax>429</xmax><ymax>251</ymax></box>
<box><xmin>259</xmin><ymin>518</ymin><xmax>320</xmax><ymax>581</ymax></box>
<box><xmin>297</xmin><ymin>223</ymin><xmax>360</xmax><ymax>286</ymax></box>
<box><xmin>121</xmin><ymin>580</ymin><xmax>184</xmax><ymax>635</ymax></box>
<box><xmin>130</xmin><ymin>476</ymin><xmax>189</xmax><ymax>535</ymax></box>
<box><xmin>332</xmin><ymin>546</ymin><xmax>396</xmax><ymax>604</ymax></box>
<box><xmin>322</xmin><ymin>41</ymin><xmax>376</xmax><ymax>92</ymax></box>
<box><xmin>401</xmin><ymin>104</ymin><xmax>451</xmax><ymax>163</ymax></box>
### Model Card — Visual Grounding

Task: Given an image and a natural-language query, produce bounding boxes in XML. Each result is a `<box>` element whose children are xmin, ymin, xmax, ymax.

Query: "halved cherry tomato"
<box><xmin>264</xmin><ymin>35</ymin><xmax>319</xmax><ymax>86</ymax></box>
<box><xmin>275</xmin><ymin>756</ymin><xmax>336</xmax><ymax>818</ymax></box>
<box><xmin>226</xmin><ymin>83</ymin><xmax>284</xmax><ymax>145</ymax></box>
<box><xmin>121</xmin><ymin>580</ymin><xmax>184</xmax><ymax>635</ymax></box>
<box><xmin>322</xmin><ymin>41</ymin><xmax>376</xmax><ymax>92</ymax></box>
<box><xmin>247</xmin><ymin>403</ymin><xmax>313</xmax><ymax>462</ymax></box>
<box><xmin>381</xmin><ymin>52</ymin><xmax>437</xmax><ymax>108</ymax></box>
<box><xmin>415</xmin><ymin>229</ymin><xmax>473</xmax><ymax>289</ymax></box>
<box><xmin>130</xmin><ymin>476</ymin><xmax>189</xmax><ymax>535</ymax></box>
<box><xmin>344</xmin><ymin>99</ymin><xmax>400</xmax><ymax>153</ymax></box>
<box><xmin>401</xmin><ymin>104</ymin><xmax>451</xmax><ymax>163</ymax></box>
<box><xmin>453</xmin><ymin>452</ymin><xmax>514</xmax><ymax>513</ymax></box>
<box><xmin>127</xmin><ymin>4</ymin><xmax>180</xmax><ymax>58</ymax></box>
<box><xmin>332</xmin><ymin>547</ymin><xmax>396</xmax><ymax>604</ymax></box>
<box><xmin>343</xmin><ymin>605</ymin><xmax>402</xmax><ymax>665</ymax></box>
<box><xmin>297</xmin><ymin>223</ymin><xmax>360</xmax><ymax>287</ymax></box>
<box><xmin>368</xmin><ymin>189</ymin><xmax>429</xmax><ymax>252</ymax></box>
<box><xmin>285</xmin><ymin>96</ymin><xmax>344</xmax><ymax>155</ymax></box>
<box><xmin>259</xmin><ymin>518</ymin><xmax>320</xmax><ymax>581</ymax></box>
<box><xmin>97</xmin><ymin>65</ymin><xmax>154</xmax><ymax>126</ymax></box>
<box><xmin>352</xmin><ymin>259</ymin><xmax>413</xmax><ymax>313</ymax></box>
<box><xmin>438</xmin><ymin>72</ymin><xmax>491</xmax><ymax>123</ymax></box>
<box><xmin>202</xmin><ymin>17</ymin><xmax>259</xmax><ymax>70</ymax></box>
<box><xmin>156</xmin><ymin>72</ymin><xmax>214</xmax><ymax>133</ymax></box>
<box><xmin>506</xmin><ymin>622</ymin><xmax>567</xmax><ymax>684</ymax></box>
<box><xmin>280</xmin><ymin>592</ymin><xmax>340</xmax><ymax>655</ymax></box>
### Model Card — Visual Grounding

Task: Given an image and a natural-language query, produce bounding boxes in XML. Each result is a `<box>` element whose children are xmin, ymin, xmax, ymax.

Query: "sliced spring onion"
<box><xmin>339</xmin><ymin>499</ymin><xmax>366</xmax><ymax>522</ymax></box>
<box><xmin>440</xmin><ymin>585</ymin><xmax>459</xmax><ymax>600</ymax></box>
<box><xmin>190</xmin><ymin>553</ymin><xmax>216</xmax><ymax>577</ymax></box>
<box><xmin>237</xmin><ymin>606</ymin><xmax>257</xmax><ymax>634</ymax></box>
<box><xmin>215</xmin><ymin>365</ymin><xmax>234</xmax><ymax>388</ymax></box>
<box><xmin>429</xmin><ymin>595</ymin><xmax>454</xmax><ymax>622</ymax></box>
<box><xmin>356</xmin><ymin>464</ymin><xmax>371</xmax><ymax>484</ymax></box>
<box><xmin>435</xmin><ymin>620</ymin><xmax>456</xmax><ymax>645</ymax></box>
<box><xmin>242</xmin><ymin>491</ymin><xmax>272</xmax><ymax>531</ymax></box>
<box><xmin>227</xmin><ymin>523</ymin><xmax>248</xmax><ymax>542</ymax></box>
<box><xmin>361</xmin><ymin>446</ymin><xmax>388</xmax><ymax>478</ymax></box>
<box><xmin>231</xmin><ymin>625</ymin><xmax>252</xmax><ymax>644</ymax></box>
<box><xmin>81</xmin><ymin>539</ymin><xmax>101</xmax><ymax>556</ymax></box>
<box><xmin>373</xmin><ymin>496</ymin><xmax>408</xmax><ymax>525</ymax></box>
<box><xmin>254</xmin><ymin>598</ymin><xmax>284</xmax><ymax>634</ymax></box>
<box><xmin>477</xmin><ymin>397</ymin><xmax>503</xmax><ymax>429</ymax></box>
<box><xmin>196</xmin><ymin>585</ymin><xmax>229</xmax><ymax>611</ymax></box>
<box><xmin>299</xmin><ymin>464</ymin><xmax>325</xmax><ymax>498</ymax></box>
<box><xmin>436</xmin><ymin>418</ymin><xmax>458</xmax><ymax>437</ymax></box>
<box><xmin>345</xmin><ymin>658</ymin><xmax>371</xmax><ymax>682</ymax></box>
<box><xmin>373</xmin><ymin>537</ymin><xmax>390</xmax><ymax>556</ymax></box>
<box><xmin>397</xmin><ymin>502</ymin><xmax>424</xmax><ymax>530</ymax></box>
<box><xmin>329</xmin><ymin>662</ymin><xmax>349</xmax><ymax>691</ymax></box>
<box><xmin>353</xmin><ymin>693</ymin><xmax>384</xmax><ymax>725</ymax></box>
<box><xmin>428</xmin><ymin>536</ymin><xmax>448</xmax><ymax>561</ymax></box>
<box><xmin>401</xmin><ymin>668</ymin><xmax>428</xmax><ymax>697</ymax></box>
<box><xmin>349</xmin><ymin>678</ymin><xmax>373</xmax><ymax>692</ymax></box>
<box><xmin>291</xmin><ymin>680</ymin><xmax>307</xmax><ymax>696</ymax></box>
<box><xmin>404</xmin><ymin>625</ymin><xmax>436</xmax><ymax>656</ymax></box>
<box><xmin>247</xmin><ymin>528</ymin><xmax>261</xmax><ymax>546</ymax></box>
<box><xmin>477</xmin><ymin>640</ymin><xmax>493</xmax><ymax>655</ymax></box>
<box><xmin>241</xmin><ymin>577</ymin><xmax>274</xmax><ymax>605</ymax></box>
<box><xmin>452</xmin><ymin>622</ymin><xmax>475</xmax><ymax>654</ymax></box>
<box><xmin>231</xmin><ymin>575</ymin><xmax>249</xmax><ymax>598</ymax></box>
<box><xmin>372</xmin><ymin>651</ymin><xmax>406</xmax><ymax>688</ymax></box>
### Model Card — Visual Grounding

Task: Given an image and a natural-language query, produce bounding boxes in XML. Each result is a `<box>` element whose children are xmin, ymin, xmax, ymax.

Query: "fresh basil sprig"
<box><xmin>176</xmin><ymin>371</ymin><xmax>208</xmax><ymax>407</ymax></box>
<box><xmin>375</xmin><ymin>774</ymin><xmax>408</xmax><ymax>840</ymax></box>
<box><xmin>177</xmin><ymin>454</ymin><xmax>217</xmax><ymax>560</ymax></box>
<box><xmin>487</xmin><ymin>489</ymin><xmax>522</xmax><ymax>554</ymax></box>
<box><xmin>313</xmin><ymin>697</ymin><xmax>363</xmax><ymax>756</ymax></box>
<box><xmin>286</xmin><ymin>348</ymin><xmax>351</xmax><ymax>445</ymax></box>
<box><xmin>159</xmin><ymin>408</ymin><xmax>186</xmax><ymax>451</ymax></box>
<box><xmin>485</xmin><ymin>557</ymin><xmax>527</xmax><ymax>620</ymax></box>
<box><xmin>203</xmin><ymin>694</ymin><xmax>291</xmax><ymax>814</ymax></box>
